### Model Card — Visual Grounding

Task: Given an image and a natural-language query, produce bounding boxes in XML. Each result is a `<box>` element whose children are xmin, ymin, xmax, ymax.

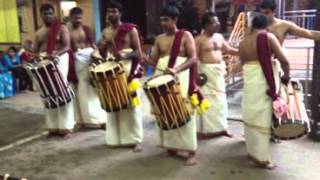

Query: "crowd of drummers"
<box><xmin>12</xmin><ymin>0</ymin><xmax>320</xmax><ymax>169</ymax></box>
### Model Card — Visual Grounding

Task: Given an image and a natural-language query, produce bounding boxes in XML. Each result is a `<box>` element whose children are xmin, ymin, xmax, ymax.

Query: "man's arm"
<box><xmin>54</xmin><ymin>25</ymin><xmax>71</xmax><ymax>56</ymax></box>
<box><xmin>222</xmin><ymin>38</ymin><xmax>239</xmax><ymax>56</ymax></box>
<box><xmin>148</xmin><ymin>37</ymin><xmax>160</xmax><ymax>67</ymax></box>
<box><xmin>268</xmin><ymin>33</ymin><xmax>290</xmax><ymax>80</ymax></box>
<box><xmin>174</xmin><ymin>31</ymin><xmax>197</xmax><ymax>73</ymax></box>
<box><xmin>92</xmin><ymin>29</ymin><xmax>108</xmax><ymax>58</ymax></box>
<box><xmin>195</xmin><ymin>36</ymin><xmax>202</xmax><ymax>60</ymax></box>
<box><xmin>288</xmin><ymin>21</ymin><xmax>320</xmax><ymax>41</ymax></box>
<box><xmin>33</xmin><ymin>33</ymin><xmax>40</xmax><ymax>54</ymax></box>
<box><xmin>238</xmin><ymin>41</ymin><xmax>245</xmax><ymax>65</ymax></box>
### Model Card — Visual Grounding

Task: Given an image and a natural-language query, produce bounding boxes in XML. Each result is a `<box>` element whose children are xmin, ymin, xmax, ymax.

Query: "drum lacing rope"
<box><xmin>147</xmin><ymin>80</ymin><xmax>189</xmax><ymax>130</ymax></box>
<box><xmin>97</xmin><ymin>68</ymin><xmax>129</xmax><ymax>111</ymax></box>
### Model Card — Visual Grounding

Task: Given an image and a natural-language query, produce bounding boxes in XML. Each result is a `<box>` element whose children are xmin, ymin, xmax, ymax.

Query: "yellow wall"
<box><xmin>77</xmin><ymin>0</ymin><xmax>94</xmax><ymax>30</ymax></box>
<box><xmin>0</xmin><ymin>0</ymin><xmax>95</xmax><ymax>51</ymax></box>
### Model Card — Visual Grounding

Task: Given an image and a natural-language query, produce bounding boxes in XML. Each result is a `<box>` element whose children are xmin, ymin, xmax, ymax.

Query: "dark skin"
<box><xmin>34</xmin><ymin>8</ymin><xmax>70</xmax><ymax>58</ymax></box>
<box><xmin>260</xmin><ymin>8</ymin><xmax>320</xmax><ymax>44</ymax></box>
<box><xmin>68</xmin><ymin>13</ymin><xmax>97</xmax><ymax>50</ymax></box>
<box><xmin>150</xmin><ymin>16</ymin><xmax>197</xmax><ymax>75</ymax></box>
<box><xmin>239</xmin><ymin>29</ymin><xmax>290</xmax><ymax>81</ymax></box>
<box><xmin>95</xmin><ymin>8</ymin><xmax>142</xmax><ymax>61</ymax></box>
<box><xmin>149</xmin><ymin>15</ymin><xmax>198</xmax><ymax>166</ymax></box>
<box><xmin>94</xmin><ymin>7</ymin><xmax>143</xmax><ymax>152</ymax></box>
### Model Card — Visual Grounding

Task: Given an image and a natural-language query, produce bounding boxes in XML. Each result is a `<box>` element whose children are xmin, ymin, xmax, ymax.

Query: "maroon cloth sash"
<box><xmin>168</xmin><ymin>30</ymin><xmax>185</xmax><ymax>68</ymax></box>
<box><xmin>47</xmin><ymin>20</ymin><xmax>62</xmax><ymax>54</ymax></box>
<box><xmin>46</xmin><ymin>20</ymin><xmax>77</xmax><ymax>84</ymax></box>
<box><xmin>67</xmin><ymin>50</ymin><xmax>78</xmax><ymax>84</ymax></box>
<box><xmin>167</xmin><ymin>30</ymin><xmax>204</xmax><ymax>100</ymax></box>
<box><xmin>256</xmin><ymin>31</ymin><xmax>279</xmax><ymax>100</ymax></box>
<box><xmin>113</xmin><ymin>23</ymin><xmax>143</xmax><ymax>81</ymax></box>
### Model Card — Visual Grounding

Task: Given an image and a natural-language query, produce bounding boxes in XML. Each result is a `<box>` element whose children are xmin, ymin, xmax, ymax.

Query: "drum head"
<box><xmin>94</xmin><ymin>61</ymin><xmax>121</xmax><ymax>74</ymax></box>
<box><xmin>146</xmin><ymin>74</ymin><xmax>174</xmax><ymax>88</ymax></box>
<box><xmin>35</xmin><ymin>60</ymin><xmax>52</xmax><ymax>67</ymax></box>
<box><xmin>272</xmin><ymin>119</ymin><xmax>309</xmax><ymax>140</ymax></box>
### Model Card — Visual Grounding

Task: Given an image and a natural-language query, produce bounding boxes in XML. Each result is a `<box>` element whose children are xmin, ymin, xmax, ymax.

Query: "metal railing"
<box><xmin>283</xmin><ymin>9</ymin><xmax>317</xmax><ymax>30</ymax></box>
<box><xmin>284</xmin><ymin>44</ymin><xmax>314</xmax><ymax>113</ymax></box>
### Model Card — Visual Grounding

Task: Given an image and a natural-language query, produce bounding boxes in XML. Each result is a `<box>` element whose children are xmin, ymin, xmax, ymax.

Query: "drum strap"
<box><xmin>256</xmin><ymin>31</ymin><xmax>278</xmax><ymax>101</ymax></box>
<box><xmin>167</xmin><ymin>30</ymin><xmax>205</xmax><ymax>104</ymax></box>
<box><xmin>47</xmin><ymin>20</ymin><xmax>62</xmax><ymax>54</ymax></box>
<box><xmin>168</xmin><ymin>30</ymin><xmax>185</xmax><ymax>68</ymax></box>
<box><xmin>112</xmin><ymin>23</ymin><xmax>143</xmax><ymax>82</ymax></box>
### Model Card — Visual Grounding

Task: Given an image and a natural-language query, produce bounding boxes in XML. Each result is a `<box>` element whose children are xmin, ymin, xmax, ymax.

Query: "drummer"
<box><xmin>148</xmin><ymin>2</ymin><xmax>199</xmax><ymax>166</ymax></box>
<box><xmin>34</xmin><ymin>3</ymin><xmax>75</xmax><ymax>138</ymax></box>
<box><xmin>260</xmin><ymin>0</ymin><xmax>320</xmax><ymax>44</ymax></box>
<box><xmin>93</xmin><ymin>1</ymin><xmax>143</xmax><ymax>152</ymax></box>
<box><xmin>195</xmin><ymin>12</ymin><xmax>238</xmax><ymax>139</ymax></box>
<box><xmin>239</xmin><ymin>14</ymin><xmax>290</xmax><ymax>169</ymax></box>
<box><xmin>67</xmin><ymin>7</ymin><xmax>107</xmax><ymax>130</ymax></box>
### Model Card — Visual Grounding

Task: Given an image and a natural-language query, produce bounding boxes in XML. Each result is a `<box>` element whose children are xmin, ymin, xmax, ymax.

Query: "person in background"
<box><xmin>20</xmin><ymin>40</ymin><xmax>35</xmax><ymax>63</ymax></box>
<box><xmin>2</xmin><ymin>46</ymin><xmax>32</xmax><ymax>91</ymax></box>
<box><xmin>0</xmin><ymin>50</ymin><xmax>14</xmax><ymax>99</ymax></box>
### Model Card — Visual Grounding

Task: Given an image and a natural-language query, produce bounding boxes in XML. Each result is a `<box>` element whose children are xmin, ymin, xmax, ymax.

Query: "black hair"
<box><xmin>8</xmin><ymin>46</ymin><xmax>17</xmax><ymax>53</ymax></box>
<box><xmin>201</xmin><ymin>11</ymin><xmax>217</xmax><ymax>28</ymax></box>
<box><xmin>106</xmin><ymin>1</ymin><xmax>123</xmax><ymax>12</ymax></box>
<box><xmin>160</xmin><ymin>1</ymin><xmax>180</xmax><ymax>19</ymax></box>
<box><xmin>40</xmin><ymin>3</ymin><xmax>55</xmax><ymax>12</ymax></box>
<box><xmin>252</xmin><ymin>14</ymin><xmax>268</xmax><ymax>29</ymax></box>
<box><xmin>70</xmin><ymin>7</ymin><xmax>83</xmax><ymax>16</ymax></box>
<box><xmin>260</xmin><ymin>0</ymin><xmax>277</xmax><ymax>11</ymax></box>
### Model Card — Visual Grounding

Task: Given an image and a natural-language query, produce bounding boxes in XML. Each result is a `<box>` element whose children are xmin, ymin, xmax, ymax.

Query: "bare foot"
<box><xmin>100</xmin><ymin>123</ymin><xmax>106</xmax><ymax>130</ymax></box>
<box><xmin>185</xmin><ymin>153</ymin><xmax>197</xmax><ymax>166</ymax></box>
<box><xmin>63</xmin><ymin>133</ymin><xmax>73</xmax><ymax>139</ymax></box>
<box><xmin>247</xmin><ymin>155</ymin><xmax>277</xmax><ymax>170</ymax></box>
<box><xmin>255</xmin><ymin>161</ymin><xmax>277</xmax><ymax>170</ymax></box>
<box><xmin>222</xmin><ymin>131</ymin><xmax>233</xmax><ymax>138</ymax></box>
<box><xmin>47</xmin><ymin>132</ymin><xmax>58</xmax><ymax>138</ymax></box>
<box><xmin>197</xmin><ymin>131</ymin><xmax>233</xmax><ymax>139</ymax></box>
<box><xmin>270</xmin><ymin>137</ymin><xmax>281</xmax><ymax>144</ymax></box>
<box><xmin>133</xmin><ymin>144</ymin><xmax>143</xmax><ymax>152</ymax></box>
<box><xmin>167</xmin><ymin>149</ymin><xmax>177</xmax><ymax>156</ymax></box>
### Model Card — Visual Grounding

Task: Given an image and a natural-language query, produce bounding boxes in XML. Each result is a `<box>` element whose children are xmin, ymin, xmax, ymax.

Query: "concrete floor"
<box><xmin>0</xmin><ymin>91</ymin><xmax>319</xmax><ymax>180</ymax></box>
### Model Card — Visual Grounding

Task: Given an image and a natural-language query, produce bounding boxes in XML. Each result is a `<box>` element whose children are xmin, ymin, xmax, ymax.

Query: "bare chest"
<box><xmin>203</xmin><ymin>38</ymin><xmax>222</xmax><ymax>52</ymax></box>
<box><xmin>159</xmin><ymin>36</ymin><xmax>185</xmax><ymax>56</ymax></box>
<box><xmin>268</xmin><ymin>25</ymin><xmax>287</xmax><ymax>43</ymax></box>
<box><xmin>104</xmin><ymin>28</ymin><xmax>131</xmax><ymax>48</ymax></box>
<box><xmin>70</xmin><ymin>28</ymin><xmax>86</xmax><ymax>43</ymax></box>
<box><xmin>37</xmin><ymin>28</ymin><xmax>61</xmax><ymax>45</ymax></box>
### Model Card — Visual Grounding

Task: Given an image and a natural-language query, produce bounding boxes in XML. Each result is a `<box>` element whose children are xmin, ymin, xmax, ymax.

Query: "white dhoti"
<box><xmin>242</xmin><ymin>61</ymin><xmax>280</xmax><ymax>162</ymax></box>
<box><xmin>198</xmin><ymin>62</ymin><xmax>228</xmax><ymax>134</ymax></box>
<box><xmin>73</xmin><ymin>48</ymin><xmax>107</xmax><ymax>128</ymax></box>
<box><xmin>154</xmin><ymin>56</ymin><xmax>197</xmax><ymax>152</ymax></box>
<box><xmin>41</xmin><ymin>52</ymin><xmax>75</xmax><ymax>133</ymax></box>
<box><xmin>105</xmin><ymin>59</ymin><xmax>143</xmax><ymax>146</ymax></box>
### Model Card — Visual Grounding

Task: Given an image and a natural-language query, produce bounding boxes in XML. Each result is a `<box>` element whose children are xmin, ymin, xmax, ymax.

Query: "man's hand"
<box><xmin>114</xmin><ymin>52</ymin><xmax>125</xmax><ymax>61</ymax></box>
<box><xmin>281</xmin><ymin>76</ymin><xmax>290</xmax><ymax>85</ymax></box>
<box><xmin>165</xmin><ymin>68</ymin><xmax>177</xmax><ymax>75</ymax></box>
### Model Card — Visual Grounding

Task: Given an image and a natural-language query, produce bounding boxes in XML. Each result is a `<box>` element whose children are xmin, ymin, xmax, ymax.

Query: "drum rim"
<box><xmin>27</xmin><ymin>60</ymin><xmax>55</xmax><ymax>70</ymax></box>
<box><xmin>92</xmin><ymin>62</ymin><xmax>124</xmax><ymax>78</ymax></box>
<box><xmin>91</xmin><ymin>61</ymin><xmax>122</xmax><ymax>73</ymax></box>
<box><xmin>143</xmin><ymin>74</ymin><xmax>178</xmax><ymax>90</ymax></box>
<box><xmin>272</xmin><ymin>119</ymin><xmax>310</xmax><ymax>140</ymax></box>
